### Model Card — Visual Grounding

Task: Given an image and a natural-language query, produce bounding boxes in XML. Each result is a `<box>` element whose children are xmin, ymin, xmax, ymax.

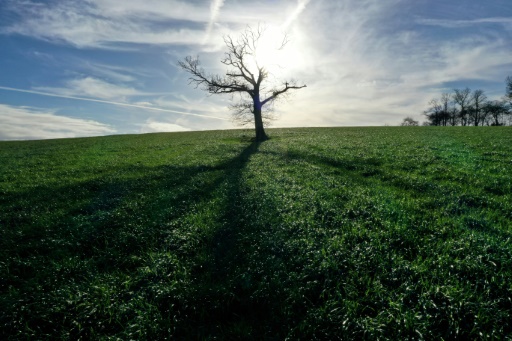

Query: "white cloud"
<box><xmin>402</xmin><ymin>39</ymin><xmax>512</xmax><ymax>88</ymax></box>
<box><xmin>133</xmin><ymin>101</ymin><xmax>154</xmax><ymax>107</ymax></box>
<box><xmin>139</xmin><ymin>119</ymin><xmax>191</xmax><ymax>133</ymax></box>
<box><xmin>1</xmin><ymin>0</ymin><xmax>298</xmax><ymax>50</ymax></box>
<box><xmin>203</xmin><ymin>0</ymin><xmax>225</xmax><ymax>43</ymax></box>
<box><xmin>417</xmin><ymin>17</ymin><xmax>512</xmax><ymax>28</ymax></box>
<box><xmin>268</xmin><ymin>0</ymin><xmax>512</xmax><ymax>127</ymax></box>
<box><xmin>83</xmin><ymin>63</ymin><xmax>136</xmax><ymax>83</ymax></box>
<box><xmin>1</xmin><ymin>0</ymin><xmax>511</xmax><ymax>130</ymax></box>
<box><xmin>86</xmin><ymin>0</ymin><xmax>210</xmax><ymax>22</ymax></box>
<box><xmin>0</xmin><ymin>86</ymin><xmax>232</xmax><ymax>122</ymax></box>
<box><xmin>2</xmin><ymin>0</ymin><xmax>208</xmax><ymax>48</ymax></box>
<box><xmin>153</xmin><ymin>95</ymin><xmax>229</xmax><ymax>117</ymax></box>
<box><xmin>0</xmin><ymin>104</ymin><xmax>115</xmax><ymax>140</ymax></box>
<box><xmin>34</xmin><ymin>77</ymin><xmax>141</xmax><ymax>101</ymax></box>
<box><xmin>282</xmin><ymin>0</ymin><xmax>311</xmax><ymax>30</ymax></box>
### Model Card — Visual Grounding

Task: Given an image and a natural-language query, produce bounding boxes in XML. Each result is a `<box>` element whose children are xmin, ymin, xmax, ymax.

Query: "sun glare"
<box><xmin>252</xmin><ymin>25</ymin><xmax>302</xmax><ymax>74</ymax></box>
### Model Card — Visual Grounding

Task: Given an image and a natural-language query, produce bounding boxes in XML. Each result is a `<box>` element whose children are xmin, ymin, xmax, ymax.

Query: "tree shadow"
<box><xmin>260</xmin><ymin>147</ymin><xmax>512</xmax><ymax>240</ymax></box>
<box><xmin>3</xmin><ymin>136</ymin><xmax>510</xmax><ymax>339</ymax></box>
<box><xmin>1</xmin><ymin>140</ymin><xmax>265</xmax><ymax>338</ymax></box>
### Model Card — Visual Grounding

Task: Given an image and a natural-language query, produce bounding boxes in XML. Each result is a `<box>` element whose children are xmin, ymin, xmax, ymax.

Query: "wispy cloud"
<box><xmin>0</xmin><ymin>104</ymin><xmax>115</xmax><ymax>140</ymax></box>
<box><xmin>34</xmin><ymin>77</ymin><xmax>142</xmax><ymax>101</ymax></box>
<box><xmin>87</xmin><ymin>0</ymin><xmax>210</xmax><ymax>21</ymax></box>
<box><xmin>203</xmin><ymin>0</ymin><xmax>225</xmax><ymax>43</ymax></box>
<box><xmin>1</xmin><ymin>0</ymin><xmax>510</xmax><ymax>131</ymax></box>
<box><xmin>417</xmin><ymin>17</ymin><xmax>512</xmax><ymax>28</ymax></box>
<box><xmin>282</xmin><ymin>0</ymin><xmax>311</xmax><ymax>30</ymax></box>
<box><xmin>1</xmin><ymin>0</ymin><xmax>208</xmax><ymax>48</ymax></box>
<box><xmin>1</xmin><ymin>0</ymin><xmax>293</xmax><ymax>49</ymax></box>
<box><xmin>83</xmin><ymin>63</ymin><xmax>137</xmax><ymax>83</ymax></box>
<box><xmin>271</xmin><ymin>0</ymin><xmax>512</xmax><ymax>126</ymax></box>
<box><xmin>139</xmin><ymin>119</ymin><xmax>191</xmax><ymax>133</ymax></box>
<box><xmin>0</xmin><ymin>86</ymin><xmax>230</xmax><ymax>120</ymax></box>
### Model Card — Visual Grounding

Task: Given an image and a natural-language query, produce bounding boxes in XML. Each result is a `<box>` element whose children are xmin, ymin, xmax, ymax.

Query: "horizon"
<box><xmin>2</xmin><ymin>125</ymin><xmax>509</xmax><ymax>144</ymax></box>
<box><xmin>1</xmin><ymin>0</ymin><xmax>511</xmax><ymax>140</ymax></box>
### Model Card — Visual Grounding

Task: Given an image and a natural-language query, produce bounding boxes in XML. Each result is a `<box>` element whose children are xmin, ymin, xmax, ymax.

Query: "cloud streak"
<box><xmin>271</xmin><ymin>0</ymin><xmax>512</xmax><ymax>126</ymax></box>
<box><xmin>139</xmin><ymin>119</ymin><xmax>191</xmax><ymax>133</ymax></box>
<box><xmin>203</xmin><ymin>0</ymin><xmax>225</xmax><ymax>43</ymax></box>
<box><xmin>34</xmin><ymin>77</ymin><xmax>142</xmax><ymax>101</ymax></box>
<box><xmin>1</xmin><ymin>0</ymin><xmax>300</xmax><ymax>50</ymax></box>
<box><xmin>1</xmin><ymin>0</ymin><xmax>208</xmax><ymax>48</ymax></box>
<box><xmin>1</xmin><ymin>0</ymin><xmax>511</xmax><ymax>133</ymax></box>
<box><xmin>0</xmin><ymin>86</ymin><xmax>230</xmax><ymax>121</ymax></box>
<box><xmin>282</xmin><ymin>0</ymin><xmax>311</xmax><ymax>30</ymax></box>
<box><xmin>1</xmin><ymin>0</ymin><xmax>289</xmax><ymax>49</ymax></box>
<box><xmin>0</xmin><ymin>104</ymin><xmax>115</xmax><ymax>140</ymax></box>
<box><xmin>417</xmin><ymin>17</ymin><xmax>512</xmax><ymax>28</ymax></box>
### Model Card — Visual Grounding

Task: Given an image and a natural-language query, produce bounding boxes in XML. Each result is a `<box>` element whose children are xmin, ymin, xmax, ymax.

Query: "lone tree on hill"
<box><xmin>178</xmin><ymin>26</ymin><xmax>306</xmax><ymax>141</ymax></box>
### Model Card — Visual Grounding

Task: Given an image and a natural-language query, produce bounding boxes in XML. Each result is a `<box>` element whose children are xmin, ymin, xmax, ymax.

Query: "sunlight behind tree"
<box><xmin>179</xmin><ymin>25</ymin><xmax>306</xmax><ymax>141</ymax></box>
<box><xmin>252</xmin><ymin>26</ymin><xmax>290</xmax><ymax>70</ymax></box>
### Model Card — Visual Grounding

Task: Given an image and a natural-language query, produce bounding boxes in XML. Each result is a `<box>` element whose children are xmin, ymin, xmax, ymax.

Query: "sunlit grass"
<box><xmin>1</xmin><ymin>127</ymin><xmax>511</xmax><ymax>339</ymax></box>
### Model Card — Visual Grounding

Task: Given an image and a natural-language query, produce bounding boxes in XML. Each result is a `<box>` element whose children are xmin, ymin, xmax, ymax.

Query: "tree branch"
<box><xmin>178</xmin><ymin>56</ymin><xmax>250</xmax><ymax>94</ymax></box>
<box><xmin>261</xmin><ymin>82</ymin><xmax>307</xmax><ymax>106</ymax></box>
<box><xmin>222</xmin><ymin>35</ymin><xmax>257</xmax><ymax>85</ymax></box>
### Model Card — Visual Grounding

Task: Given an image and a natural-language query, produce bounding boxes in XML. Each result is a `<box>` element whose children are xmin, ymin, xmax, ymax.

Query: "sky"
<box><xmin>0</xmin><ymin>0</ymin><xmax>511</xmax><ymax>140</ymax></box>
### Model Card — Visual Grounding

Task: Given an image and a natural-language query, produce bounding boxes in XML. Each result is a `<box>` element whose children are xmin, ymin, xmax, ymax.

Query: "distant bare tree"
<box><xmin>178</xmin><ymin>26</ymin><xmax>306</xmax><ymax>141</ymax></box>
<box><xmin>401</xmin><ymin>117</ymin><xmax>419</xmax><ymax>126</ymax></box>
<box><xmin>470</xmin><ymin>89</ymin><xmax>487</xmax><ymax>126</ymax></box>
<box><xmin>441</xmin><ymin>92</ymin><xmax>459</xmax><ymax>126</ymax></box>
<box><xmin>423</xmin><ymin>98</ymin><xmax>443</xmax><ymax>126</ymax></box>
<box><xmin>422</xmin><ymin>78</ymin><xmax>512</xmax><ymax>127</ymax></box>
<box><xmin>424</xmin><ymin>93</ymin><xmax>455</xmax><ymax>126</ymax></box>
<box><xmin>506</xmin><ymin>76</ymin><xmax>512</xmax><ymax>104</ymax></box>
<box><xmin>453</xmin><ymin>88</ymin><xmax>472</xmax><ymax>126</ymax></box>
<box><xmin>483</xmin><ymin>100</ymin><xmax>509</xmax><ymax>126</ymax></box>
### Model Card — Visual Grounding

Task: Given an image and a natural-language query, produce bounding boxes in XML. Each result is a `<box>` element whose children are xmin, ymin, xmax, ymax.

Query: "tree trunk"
<box><xmin>253</xmin><ymin>95</ymin><xmax>268</xmax><ymax>141</ymax></box>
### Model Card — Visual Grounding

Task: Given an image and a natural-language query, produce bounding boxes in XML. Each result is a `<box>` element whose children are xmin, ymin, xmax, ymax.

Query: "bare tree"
<box><xmin>483</xmin><ymin>100</ymin><xmax>509</xmax><ymax>126</ymax></box>
<box><xmin>440</xmin><ymin>92</ymin><xmax>458</xmax><ymax>126</ymax></box>
<box><xmin>422</xmin><ymin>78</ymin><xmax>512</xmax><ymax>127</ymax></box>
<box><xmin>506</xmin><ymin>76</ymin><xmax>512</xmax><ymax>105</ymax></box>
<box><xmin>453</xmin><ymin>88</ymin><xmax>472</xmax><ymax>126</ymax></box>
<box><xmin>423</xmin><ymin>98</ymin><xmax>443</xmax><ymax>126</ymax></box>
<box><xmin>470</xmin><ymin>89</ymin><xmax>487</xmax><ymax>126</ymax></box>
<box><xmin>178</xmin><ymin>26</ymin><xmax>306</xmax><ymax>141</ymax></box>
<box><xmin>401</xmin><ymin>117</ymin><xmax>419</xmax><ymax>126</ymax></box>
<box><xmin>424</xmin><ymin>93</ymin><xmax>455</xmax><ymax>126</ymax></box>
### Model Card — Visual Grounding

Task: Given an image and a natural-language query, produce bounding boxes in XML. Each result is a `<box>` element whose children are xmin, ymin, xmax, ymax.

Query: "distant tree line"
<box><xmin>423</xmin><ymin>76</ymin><xmax>512</xmax><ymax>126</ymax></box>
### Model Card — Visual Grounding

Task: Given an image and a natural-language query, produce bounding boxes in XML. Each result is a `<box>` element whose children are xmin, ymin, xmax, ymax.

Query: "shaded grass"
<box><xmin>1</xmin><ymin>127</ymin><xmax>511</xmax><ymax>339</ymax></box>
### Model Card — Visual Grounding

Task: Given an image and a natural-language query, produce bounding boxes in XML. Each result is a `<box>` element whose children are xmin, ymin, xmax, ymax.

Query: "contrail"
<box><xmin>0</xmin><ymin>86</ymin><xmax>229</xmax><ymax>121</ymax></box>
<box><xmin>282</xmin><ymin>0</ymin><xmax>311</xmax><ymax>30</ymax></box>
<box><xmin>203</xmin><ymin>0</ymin><xmax>225</xmax><ymax>43</ymax></box>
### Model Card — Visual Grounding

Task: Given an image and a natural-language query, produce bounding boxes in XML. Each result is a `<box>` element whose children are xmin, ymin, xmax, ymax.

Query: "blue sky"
<box><xmin>0</xmin><ymin>0</ymin><xmax>511</xmax><ymax>140</ymax></box>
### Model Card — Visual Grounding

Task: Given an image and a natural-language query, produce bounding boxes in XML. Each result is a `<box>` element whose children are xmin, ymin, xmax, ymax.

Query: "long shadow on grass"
<box><xmin>0</xmin><ymin>141</ymin><xmax>268</xmax><ymax>339</ymax></box>
<box><xmin>181</xmin><ymin>140</ymin><xmax>270</xmax><ymax>337</ymax></box>
<box><xmin>262</xmin><ymin>148</ymin><xmax>511</xmax><ymax>239</ymax></box>
<box><xmin>251</xmin><ymin>147</ymin><xmax>512</xmax><ymax>339</ymax></box>
<box><xmin>3</xmin><ymin>139</ymin><xmax>510</xmax><ymax>339</ymax></box>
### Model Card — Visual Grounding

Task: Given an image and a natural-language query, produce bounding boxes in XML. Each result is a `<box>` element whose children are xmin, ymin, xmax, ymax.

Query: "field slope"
<box><xmin>1</xmin><ymin>127</ymin><xmax>511</xmax><ymax>339</ymax></box>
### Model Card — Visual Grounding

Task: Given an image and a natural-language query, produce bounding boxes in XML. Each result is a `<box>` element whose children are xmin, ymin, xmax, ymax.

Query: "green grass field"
<box><xmin>1</xmin><ymin>127</ymin><xmax>511</xmax><ymax>339</ymax></box>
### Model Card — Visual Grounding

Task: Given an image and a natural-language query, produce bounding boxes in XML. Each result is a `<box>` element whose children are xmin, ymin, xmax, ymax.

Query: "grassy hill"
<box><xmin>1</xmin><ymin>127</ymin><xmax>511</xmax><ymax>339</ymax></box>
